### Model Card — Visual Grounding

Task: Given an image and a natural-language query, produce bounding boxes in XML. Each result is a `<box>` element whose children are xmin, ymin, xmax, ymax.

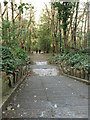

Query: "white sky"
<box><xmin>1</xmin><ymin>0</ymin><xmax>88</xmax><ymax>23</ymax></box>
<box><xmin>29</xmin><ymin>0</ymin><xmax>51</xmax><ymax>23</ymax></box>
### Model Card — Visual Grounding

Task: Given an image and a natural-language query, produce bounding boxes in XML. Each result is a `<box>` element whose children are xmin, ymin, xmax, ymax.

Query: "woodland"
<box><xmin>0</xmin><ymin>0</ymin><xmax>89</xmax><ymax>74</ymax></box>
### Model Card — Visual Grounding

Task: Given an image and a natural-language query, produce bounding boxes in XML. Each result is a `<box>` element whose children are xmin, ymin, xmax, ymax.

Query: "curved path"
<box><xmin>2</xmin><ymin>53</ymin><xmax>88</xmax><ymax>118</ymax></box>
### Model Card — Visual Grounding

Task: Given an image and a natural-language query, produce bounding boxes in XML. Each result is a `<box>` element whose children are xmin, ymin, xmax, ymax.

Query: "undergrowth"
<box><xmin>48</xmin><ymin>52</ymin><xmax>89</xmax><ymax>72</ymax></box>
<box><xmin>1</xmin><ymin>46</ymin><xmax>30</xmax><ymax>74</ymax></box>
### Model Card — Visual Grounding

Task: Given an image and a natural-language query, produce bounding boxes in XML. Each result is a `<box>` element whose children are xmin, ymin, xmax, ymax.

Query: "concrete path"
<box><xmin>2</xmin><ymin>53</ymin><xmax>88</xmax><ymax>118</ymax></box>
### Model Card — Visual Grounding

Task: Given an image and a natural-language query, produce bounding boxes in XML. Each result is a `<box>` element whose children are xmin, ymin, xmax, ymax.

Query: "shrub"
<box><xmin>1</xmin><ymin>46</ymin><xmax>30</xmax><ymax>74</ymax></box>
<box><xmin>48</xmin><ymin>52</ymin><xmax>89</xmax><ymax>72</ymax></box>
<box><xmin>2</xmin><ymin>46</ymin><xmax>16</xmax><ymax>74</ymax></box>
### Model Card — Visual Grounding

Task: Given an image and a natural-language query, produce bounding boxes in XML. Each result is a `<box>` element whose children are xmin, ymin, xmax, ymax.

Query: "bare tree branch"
<box><xmin>44</xmin><ymin>3</ymin><xmax>51</xmax><ymax>20</ymax></box>
<box><xmin>2</xmin><ymin>7</ymin><xmax>7</xmax><ymax>16</ymax></box>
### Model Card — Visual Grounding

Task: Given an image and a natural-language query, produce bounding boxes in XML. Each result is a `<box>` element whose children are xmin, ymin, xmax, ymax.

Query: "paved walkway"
<box><xmin>2</xmin><ymin>53</ymin><xmax>88</xmax><ymax>118</ymax></box>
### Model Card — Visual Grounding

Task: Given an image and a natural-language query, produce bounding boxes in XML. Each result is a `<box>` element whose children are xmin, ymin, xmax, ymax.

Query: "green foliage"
<box><xmin>18</xmin><ymin>3</ymin><xmax>34</xmax><ymax>14</ymax></box>
<box><xmin>1</xmin><ymin>1</ymin><xmax>36</xmax><ymax>75</ymax></box>
<box><xmin>2</xmin><ymin>46</ymin><xmax>16</xmax><ymax>74</ymax></box>
<box><xmin>2</xmin><ymin>20</ymin><xmax>10</xmax><ymax>28</ymax></box>
<box><xmin>1</xmin><ymin>46</ymin><xmax>30</xmax><ymax>74</ymax></box>
<box><xmin>2</xmin><ymin>20</ymin><xmax>19</xmax><ymax>47</ymax></box>
<box><xmin>68</xmin><ymin>53</ymin><xmax>88</xmax><ymax>69</ymax></box>
<box><xmin>48</xmin><ymin>52</ymin><xmax>89</xmax><ymax>72</ymax></box>
<box><xmin>14</xmin><ymin>48</ymin><xmax>26</xmax><ymax>60</ymax></box>
<box><xmin>54</xmin><ymin>2</ymin><xmax>74</xmax><ymax>32</ymax></box>
<box><xmin>13</xmin><ymin>47</ymin><xmax>30</xmax><ymax>63</ymax></box>
<box><xmin>80</xmin><ymin>47</ymin><xmax>90</xmax><ymax>54</ymax></box>
<box><xmin>63</xmin><ymin>53</ymin><xmax>88</xmax><ymax>71</ymax></box>
<box><xmin>3</xmin><ymin>0</ymin><xmax>8</xmax><ymax>6</ymax></box>
<box><xmin>38</xmin><ymin>11</ymin><xmax>52</xmax><ymax>53</ymax></box>
<box><xmin>39</xmin><ymin>34</ymin><xmax>52</xmax><ymax>52</ymax></box>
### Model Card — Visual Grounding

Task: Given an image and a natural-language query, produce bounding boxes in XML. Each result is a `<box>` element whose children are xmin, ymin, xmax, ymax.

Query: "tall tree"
<box><xmin>38</xmin><ymin>9</ymin><xmax>52</xmax><ymax>53</ymax></box>
<box><xmin>51</xmin><ymin>2</ymin><xmax>58</xmax><ymax>55</ymax></box>
<box><xmin>73</xmin><ymin>2</ymin><xmax>79</xmax><ymax>48</ymax></box>
<box><xmin>54</xmin><ymin>2</ymin><xmax>63</xmax><ymax>53</ymax></box>
<box><xmin>27</xmin><ymin>6</ymin><xmax>35</xmax><ymax>52</ymax></box>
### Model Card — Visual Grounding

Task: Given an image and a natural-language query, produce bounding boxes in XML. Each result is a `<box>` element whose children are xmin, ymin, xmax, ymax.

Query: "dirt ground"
<box><xmin>30</xmin><ymin>53</ymin><xmax>52</xmax><ymax>63</ymax></box>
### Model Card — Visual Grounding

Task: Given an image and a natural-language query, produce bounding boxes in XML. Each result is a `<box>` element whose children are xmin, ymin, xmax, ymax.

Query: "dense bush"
<box><xmin>1</xmin><ymin>46</ymin><xmax>30</xmax><ymax>74</ymax></box>
<box><xmin>12</xmin><ymin>47</ymin><xmax>30</xmax><ymax>62</ymax></box>
<box><xmin>2</xmin><ymin>46</ymin><xmax>15</xmax><ymax>74</ymax></box>
<box><xmin>48</xmin><ymin>52</ymin><xmax>89</xmax><ymax>72</ymax></box>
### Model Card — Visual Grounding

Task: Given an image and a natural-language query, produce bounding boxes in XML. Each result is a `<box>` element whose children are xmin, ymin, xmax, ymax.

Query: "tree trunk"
<box><xmin>11</xmin><ymin>2</ymin><xmax>14</xmax><ymax>24</ymax></box>
<box><xmin>19</xmin><ymin>0</ymin><xmax>22</xmax><ymax>21</ymax></box>
<box><xmin>88</xmin><ymin>1</ymin><xmax>90</xmax><ymax>32</ymax></box>
<box><xmin>54</xmin><ymin>33</ymin><xmax>58</xmax><ymax>55</ymax></box>
<box><xmin>87</xmin><ymin>1</ymin><xmax>90</xmax><ymax>49</ymax></box>
<box><xmin>84</xmin><ymin>13</ymin><xmax>87</xmax><ymax>48</ymax></box>
<box><xmin>51</xmin><ymin>3</ymin><xmax>58</xmax><ymax>55</ymax></box>
<box><xmin>19</xmin><ymin>0</ymin><xmax>22</xmax><ymax>48</ymax></box>
<box><xmin>0</xmin><ymin>3</ymin><xmax>2</xmax><ymax>21</ymax></box>
<box><xmin>74</xmin><ymin>2</ymin><xmax>79</xmax><ymax>48</ymax></box>
<box><xmin>29</xmin><ymin>29</ymin><xmax>31</xmax><ymax>53</ymax></box>
<box><xmin>59</xmin><ymin>20</ymin><xmax>61</xmax><ymax>53</ymax></box>
<box><xmin>51</xmin><ymin>4</ymin><xmax>55</xmax><ymax>55</ymax></box>
<box><xmin>0</xmin><ymin>2</ymin><xmax>2</xmax><ymax>46</ymax></box>
<box><xmin>54</xmin><ymin>19</ymin><xmax>58</xmax><ymax>55</ymax></box>
<box><xmin>63</xmin><ymin>30</ymin><xmax>67</xmax><ymax>49</ymax></box>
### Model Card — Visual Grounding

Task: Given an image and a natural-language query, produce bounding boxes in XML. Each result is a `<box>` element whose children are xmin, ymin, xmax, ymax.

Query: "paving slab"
<box><xmin>2</xmin><ymin>54</ymin><xmax>88</xmax><ymax>119</ymax></box>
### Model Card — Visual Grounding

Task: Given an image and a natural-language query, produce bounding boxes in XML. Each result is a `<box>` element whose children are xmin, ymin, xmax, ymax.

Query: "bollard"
<box><xmin>81</xmin><ymin>69</ymin><xmax>85</xmax><ymax>79</ymax></box>
<box><xmin>73</xmin><ymin>68</ymin><xmax>76</xmax><ymax>77</ymax></box>
<box><xmin>70</xmin><ymin>67</ymin><xmax>74</xmax><ymax>76</ymax></box>
<box><xmin>76</xmin><ymin>69</ymin><xmax>81</xmax><ymax>78</ymax></box>
<box><xmin>85</xmin><ymin>71</ymin><xmax>89</xmax><ymax>80</ymax></box>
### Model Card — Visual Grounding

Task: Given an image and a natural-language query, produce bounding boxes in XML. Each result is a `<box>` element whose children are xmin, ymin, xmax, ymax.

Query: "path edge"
<box><xmin>1</xmin><ymin>74</ymin><xmax>27</xmax><ymax>114</ymax></box>
<box><xmin>58</xmin><ymin>65</ymin><xmax>90</xmax><ymax>85</ymax></box>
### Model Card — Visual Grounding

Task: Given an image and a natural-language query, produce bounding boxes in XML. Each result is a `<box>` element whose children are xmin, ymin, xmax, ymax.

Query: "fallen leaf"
<box><xmin>2</xmin><ymin>111</ymin><xmax>5</xmax><ymax>114</ymax></box>
<box><xmin>17</xmin><ymin>104</ymin><xmax>20</xmax><ymax>108</ymax></box>
<box><xmin>26</xmin><ymin>84</ymin><xmax>29</xmax><ymax>86</ymax></box>
<box><xmin>34</xmin><ymin>95</ymin><xmax>37</xmax><ymax>98</ymax></box>
<box><xmin>23</xmin><ymin>112</ymin><xmax>27</xmax><ymax>115</ymax></box>
<box><xmin>54</xmin><ymin>104</ymin><xmax>57</xmax><ymax>108</ymax></box>
<box><xmin>34</xmin><ymin>100</ymin><xmax>37</xmax><ymax>103</ymax></box>
<box><xmin>7</xmin><ymin>106</ymin><xmax>13</xmax><ymax>110</ymax></box>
